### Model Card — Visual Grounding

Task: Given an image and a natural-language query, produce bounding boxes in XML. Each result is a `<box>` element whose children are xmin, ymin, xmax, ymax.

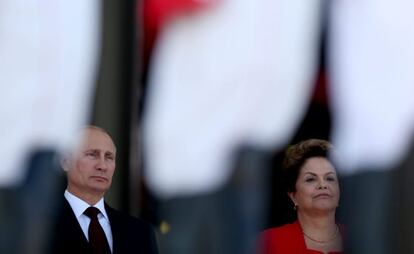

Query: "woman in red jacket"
<box><xmin>258</xmin><ymin>139</ymin><xmax>343</xmax><ymax>254</ymax></box>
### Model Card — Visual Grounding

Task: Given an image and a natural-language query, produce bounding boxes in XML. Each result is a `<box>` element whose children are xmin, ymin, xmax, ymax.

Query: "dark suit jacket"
<box><xmin>51</xmin><ymin>199</ymin><xmax>158</xmax><ymax>254</ymax></box>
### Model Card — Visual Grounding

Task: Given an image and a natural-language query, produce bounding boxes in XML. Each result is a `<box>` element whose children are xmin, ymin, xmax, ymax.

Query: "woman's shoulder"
<box><xmin>257</xmin><ymin>221</ymin><xmax>345</xmax><ymax>254</ymax></box>
<box><xmin>261</xmin><ymin>220</ymin><xmax>302</xmax><ymax>238</ymax></box>
<box><xmin>257</xmin><ymin>221</ymin><xmax>306</xmax><ymax>254</ymax></box>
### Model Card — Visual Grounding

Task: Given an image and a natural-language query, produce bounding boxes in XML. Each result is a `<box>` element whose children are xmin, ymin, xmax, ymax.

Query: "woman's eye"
<box><xmin>305</xmin><ymin>178</ymin><xmax>315</xmax><ymax>182</ymax></box>
<box><xmin>326</xmin><ymin>177</ymin><xmax>336</xmax><ymax>182</ymax></box>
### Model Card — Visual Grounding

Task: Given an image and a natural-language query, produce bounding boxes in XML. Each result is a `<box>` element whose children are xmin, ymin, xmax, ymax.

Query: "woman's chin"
<box><xmin>311</xmin><ymin>203</ymin><xmax>338</xmax><ymax>213</ymax></box>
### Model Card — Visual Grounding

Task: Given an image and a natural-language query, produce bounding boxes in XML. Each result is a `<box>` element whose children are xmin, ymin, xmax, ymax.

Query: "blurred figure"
<box><xmin>52</xmin><ymin>126</ymin><xmax>158</xmax><ymax>254</ymax></box>
<box><xmin>329</xmin><ymin>1</ymin><xmax>414</xmax><ymax>253</ymax></box>
<box><xmin>0</xmin><ymin>1</ymin><xmax>101</xmax><ymax>253</ymax></box>
<box><xmin>142</xmin><ymin>0</ymin><xmax>321</xmax><ymax>198</ymax></box>
<box><xmin>0</xmin><ymin>0</ymin><xmax>100</xmax><ymax>187</ymax></box>
<box><xmin>257</xmin><ymin>139</ymin><xmax>343</xmax><ymax>254</ymax></box>
<box><xmin>141</xmin><ymin>1</ymin><xmax>322</xmax><ymax>253</ymax></box>
<box><xmin>142</xmin><ymin>0</ymin><xmax>414</xmax><ymax>253</ymax></box>
<box><xmin>142</xmin><ymin>0</ymin><xmax>321</xmax><ymax>253</ymax></box>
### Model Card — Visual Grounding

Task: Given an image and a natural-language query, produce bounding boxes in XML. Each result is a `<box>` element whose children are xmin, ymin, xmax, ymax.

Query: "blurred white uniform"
<box><xmin>143</xmin><ymin>0</ymin><xmax>322</xmax><ymax>197</ymax></box>
<box><xmin>144</xmin><ymin>0</ymin><xmax>414</xmax><ymax>198</ymax></box>
<box><xmin>0</xmin><ymin>0</ymin><xmax>101</xmax><ymax>186</ymax></box>
<box><xmin>329</xmin><ymin>0</ymin><xmax>414</xmax><ymax>173</ymax></box>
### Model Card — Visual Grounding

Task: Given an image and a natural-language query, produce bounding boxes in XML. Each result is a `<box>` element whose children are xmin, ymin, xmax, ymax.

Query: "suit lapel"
<box><xmin>105</xmin><ymin>203</ymin><xmax>121</xmax><ymax>253</ymax></box>
<box><xmin>52</xmin><ymin>198</ymin><xmax>90</xmax><ymax>253</ymax></box>
<box><xmin>62</xmin><ymin>199</ymin><xmax>90</xmax><ymax>246</ymax></box>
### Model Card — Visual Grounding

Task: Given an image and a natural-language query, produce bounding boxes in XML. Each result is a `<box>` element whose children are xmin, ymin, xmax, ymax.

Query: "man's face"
<box><xmin>66</xmin><ymin>129</ymin><xmax>116</xmax><ymax>198</ymax></box>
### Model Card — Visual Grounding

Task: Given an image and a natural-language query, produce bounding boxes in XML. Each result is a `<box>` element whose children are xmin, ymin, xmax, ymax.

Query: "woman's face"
<box><xmin>288</xmin><ymin>157</ymin><xmax>340</xmax><ymax>214</ymax></box>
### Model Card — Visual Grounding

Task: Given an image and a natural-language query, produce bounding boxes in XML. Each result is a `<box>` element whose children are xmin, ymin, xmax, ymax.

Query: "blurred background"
<box><xmin>2</xmin><ymin>0</ymin><xmax>414</xmax><ymax>253</ymax></box>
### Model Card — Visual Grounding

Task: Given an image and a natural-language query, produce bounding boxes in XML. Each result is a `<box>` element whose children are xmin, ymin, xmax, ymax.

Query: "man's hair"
<box><xmin>282</xmin><ymin>139</ymin><xmax>333</xmax><ymax>193</ymax></box>
<box><xmin>85</xmin><ymin>125</ymin><xmax>110</xmax><ymax>135</ymax></box>
<box><xmin>83</xmin><ymin>125</ymin><xmax>116</xmax><ymax>151</ymax></box>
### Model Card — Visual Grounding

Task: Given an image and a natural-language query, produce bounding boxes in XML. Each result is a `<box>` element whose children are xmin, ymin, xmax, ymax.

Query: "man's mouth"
<box><xmin>91</xmin><ymin>176</ymin><xmax>108</xmax><ymax>181</ymax></box>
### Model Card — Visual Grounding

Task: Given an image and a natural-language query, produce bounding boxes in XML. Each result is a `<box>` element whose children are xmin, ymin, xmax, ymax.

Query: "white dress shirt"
<box><xmin>64</xmin><ymin>190</ymin><xmax>113</xmax><ymax>252</ymax></box>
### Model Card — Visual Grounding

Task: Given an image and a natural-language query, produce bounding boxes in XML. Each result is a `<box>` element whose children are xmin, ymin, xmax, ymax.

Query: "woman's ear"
<box><xmin>288</xmin><ymin>192</ymin><xmax>297</xmax><ymax>206</ymax></box>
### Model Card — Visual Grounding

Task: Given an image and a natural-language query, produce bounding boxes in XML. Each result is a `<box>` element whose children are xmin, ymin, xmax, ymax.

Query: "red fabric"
<box><xmin>144</xmin><ymin>0</ymin><xmax>212</xmax><ymax>31</ymax></box>
<box><xmin>312</xmin><ymin>70</ymin><xmax>328</xmax><ymax>105</ymax></box>
<box><xmin>257</xmin><ymin>221</ymin><xmax>343</xmax><ymax>254</ymax></box>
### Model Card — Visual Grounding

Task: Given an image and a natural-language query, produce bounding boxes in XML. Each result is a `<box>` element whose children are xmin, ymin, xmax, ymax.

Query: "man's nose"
<box><xmin>96</xmin><ymin>156</ymin><xmax>108</xmax><ymax>171</ymax></box>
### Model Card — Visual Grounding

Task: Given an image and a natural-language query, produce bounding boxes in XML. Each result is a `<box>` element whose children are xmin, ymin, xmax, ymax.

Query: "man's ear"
<box><xmin>60</xmin><ymin>153</ymin><xmax>72</xmax><ymax>172</ymax></box>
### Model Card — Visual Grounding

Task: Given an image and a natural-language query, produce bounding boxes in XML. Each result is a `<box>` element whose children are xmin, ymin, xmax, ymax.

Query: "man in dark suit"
<box><xmin>52</xmin><ymin>126</ymin><xmax>158</xmax><ymax>254</ymax></box>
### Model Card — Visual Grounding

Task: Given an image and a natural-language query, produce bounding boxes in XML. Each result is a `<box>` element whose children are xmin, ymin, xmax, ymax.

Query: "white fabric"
<box><xmin>329</xmin><ymin>0</ymin><xmax>414</xmax><ymax>174</ymax></box>
<box><xmin>143</xmin><ymin>0</ymin><xmax>322</xmax><ymax>197</ymax></box>
<box><xmin>64</xmin><ymin>190</ymin><xmax>113</xmax><ymax>252</ymax></box>
<box><xmin>0</xmin><ymin>0</ymin><xmax>100</xmax><ymax>186</ymax></box>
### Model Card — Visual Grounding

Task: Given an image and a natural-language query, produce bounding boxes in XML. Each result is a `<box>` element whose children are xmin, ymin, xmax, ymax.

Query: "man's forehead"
<box><xmin>78</xmin><ymin>129</ymin><xmax>116</xmax><ymax>153</ymax></box>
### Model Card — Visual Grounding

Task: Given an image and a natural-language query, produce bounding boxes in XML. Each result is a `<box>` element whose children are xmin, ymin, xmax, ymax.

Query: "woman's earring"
<box><xmin>294</xmin><ymin>203</ymin><xmax>298</xmax><ymax>210</ymax></box>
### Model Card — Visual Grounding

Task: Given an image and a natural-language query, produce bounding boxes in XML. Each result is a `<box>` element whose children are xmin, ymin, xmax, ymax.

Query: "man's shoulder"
<box><xmin>105</xmin><ymin>204</ymin><xmax>154</xmax><ymax>231</ymax></box>
<box><xmin>105</xmin><ymin>204</ymin><xmax>159</xmax><ymax>254</ymax></box>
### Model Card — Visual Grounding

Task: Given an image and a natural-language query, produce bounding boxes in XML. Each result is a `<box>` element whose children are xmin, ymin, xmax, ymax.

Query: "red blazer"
<box><xmin>257</xmin><ymin>221</ymin><xmax>342</xmax><ymax>254</ymax></box>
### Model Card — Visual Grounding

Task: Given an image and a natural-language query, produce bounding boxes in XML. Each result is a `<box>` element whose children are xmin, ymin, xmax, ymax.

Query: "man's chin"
<box><xmin>89</xmin><ymin>183</ymin><xmax>110</xmax><ymax>194</ymax></box>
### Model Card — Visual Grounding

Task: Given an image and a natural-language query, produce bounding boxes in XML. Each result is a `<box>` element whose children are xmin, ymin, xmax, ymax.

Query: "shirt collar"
<box><xmin>64</xmin><ymin>190</ymin><xmax>109</xmax><ymax>220</ymax></box>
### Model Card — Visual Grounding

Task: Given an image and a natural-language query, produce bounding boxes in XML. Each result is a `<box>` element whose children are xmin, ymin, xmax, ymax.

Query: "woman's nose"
<box><xmin>317</xmin><ymin>181</ymin><xmax>328</xmax><ymax>189</ymax></box>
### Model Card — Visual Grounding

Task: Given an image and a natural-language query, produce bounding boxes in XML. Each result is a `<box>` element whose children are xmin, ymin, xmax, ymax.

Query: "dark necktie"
<box><xmin>84</xmin><ymin>207</ymin><xmax>111</xmax><ymax>254</ymax></box>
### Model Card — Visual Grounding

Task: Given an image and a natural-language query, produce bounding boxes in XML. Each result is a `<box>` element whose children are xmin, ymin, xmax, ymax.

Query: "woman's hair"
<box><xmin>282</xmin><ymin>139</ymin><xmax>333</xmax><ymax>193</ymax></box>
